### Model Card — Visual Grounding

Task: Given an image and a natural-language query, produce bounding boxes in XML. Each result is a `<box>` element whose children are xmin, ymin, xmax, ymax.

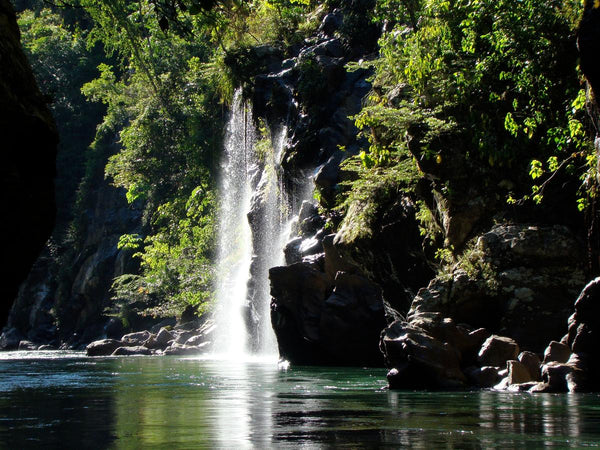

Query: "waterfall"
<box><xmin>247</xmin><ymin>127</ymin><xmax>291</xmax><ymax>355</ymax></box>
<box><xmin>212</xmin><ymin>91</ymin><xmax>256</xmax><ymax>357</ymax></box>
<box><xmin>213</xmin><ymin>90</ymin><xmax>291</xmax><ymax>358</ymax></box>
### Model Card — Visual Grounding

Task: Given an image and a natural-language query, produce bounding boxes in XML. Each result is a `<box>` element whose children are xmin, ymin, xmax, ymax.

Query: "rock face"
<box><xmin>409</xmin><ymin>224</ymin><xmax>586</xmax><ymax>352</ymax></box>
<box><xmin>1</xmin><ymin>147</ymin><xmax>143</xmax><ymax>349</ymax></box>
<box><xmin>270</xmin><ymin>263</ymin><xmax>386</xmax><ymax>366</ymax></box>
<box><xmin>0</xmin><ymin>0</ymin><xmax>58</xmax><ymax>327</ymax></box>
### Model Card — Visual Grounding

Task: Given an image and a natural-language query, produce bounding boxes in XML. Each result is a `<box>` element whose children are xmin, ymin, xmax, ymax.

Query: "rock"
<box><xmin>122</xmin><ymin>331</ymin><xmax>152</xmax><ymax>346</ymax></box>
<box><xmin>155</xmin><ymin>328</ymin><xmax>175</xmax><ymax>346</ymax></box>
<box><xmin>381</xmin><ymin>321</ymin><xmax>466</xmax><ymax>389</ymax></box>
<box><xmin>477</xmin><ymin>335</ymin><xmax>519</xmax><ymax>367</ymax></box>
<box><xmin>507</xmin><ymin>360</ymin><xmax>533</xmax><ymax>384</ymax></box>
<box><xmin>543</xmin><ymin>340</ymin><xmax>571</xmax><ymax>364</ymax></box>
<box><xmin>0</xmin><ymin>0</ymin><xmax>58</xmax><ymax>327</ymax></box>
<box><xmin>319</xmin><ymin>272</ymin><xmax>386</xmax><ymax>366</ymax></box>
<box><xmin>112</xmin><ymin>345</ymin><xmax>152</xmax><ymax>356</ymax></box>
<box><xmin>507</xmin><ymin>381</ymin><xmax>539</xmax><ymax>392</ymax></box>
<box><xmin>409</xmin><ymin>224</ymin><xmax>586</xmax><ymax>352</ymax></box>
<box><xmin>464</xmin><ymin>366</ymin><xmax>501</xmax><ymax>388</ymax></box>
<box><xmin>493</xmin><ymin>377</ymin><xmax>510</xmax><ymax>391</ymax></box>
<box><xmin>150</xmin><ymin>318</ymin><xmax>176</xmax><ymax>334</ymax></box>
<box><xmin>322</xmin><ymin>233</ymin><xmax>356</xmax><ymax>280</ymax></box>
<box><xmin>408</xmin><ymin>313</ymin><xmax>480</xmax><ymax>363</ymax></box>
<box><xmin>564</xmin><ymin>353</ymin><xmax>590</xmax><ymax>392</ymax></box>
<box><xmin>541</xmin><ymin>362</ymin><xmax>572</xmax><ymax>392</ymax></box>
<box><xmin>185</xmin><ymin>335</ymin><xmax>206</xmax><ymax>346</ymax></box>
<box><xmin>175</xmin><ymin>330</ymin><xmax>198</xmax><ymax>345</ymax></box>
<box><xmin>38</xmin><ymin>344</ymin><xmax>56</xmax><ymax>351</ymax></box>
<box><xmin>163</xmin><ymin>343</ymin><xmax>203</xmax><ymax>355</ymax></box>
<box><xmin>0</xmin><ymin>327</ymin><xmax>24</xmax><ymax>350</ymax></box>
<box><xmin>284</xmin><ymin>237</ymin><xmax>303</xmax><ymax>265</ymax></box>
<box><xmin>319</xmin><ymin>12</ymin><xmax>343</xmax><ymax>37</ymax></box>
<box><xmin>18</xmin><ymin>340</ymin><xmax>37</xmax><ymax>351</ymax></box>
<box><xmin>270</xmin><ymin>263</ymin><xmax>333</xmax><ymax>365</ymax></box>
<box><xmin>518</xmin><ymin>351</ymin><xmax>541</xmax><ymax>381</ymax></box>
<box><xmin>86</xmin><ymin>339</ymin><xmax>125</xmax><ymax>356</ymax></box>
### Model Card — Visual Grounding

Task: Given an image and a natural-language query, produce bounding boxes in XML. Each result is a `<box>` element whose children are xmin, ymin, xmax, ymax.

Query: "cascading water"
<box><xmin>247</xmin><ymin>127</ymin><xmax>291</xmax><ymax>355</ymax></box>
<box><xmin>213</xmin><ymin>90</ymin><xmax>295</xmax><ymax>358</ymax></box>
<box><xmin>212</xmin><ymin>91</ymin><xmax>256</xmax><ymax>357</ymax></box>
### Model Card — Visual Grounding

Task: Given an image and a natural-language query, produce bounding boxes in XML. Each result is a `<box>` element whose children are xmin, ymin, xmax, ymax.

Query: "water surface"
<box><xmin>1</xmin><ymin>351</ymin><xmax>599</xmax><ymax>448</ymax></box>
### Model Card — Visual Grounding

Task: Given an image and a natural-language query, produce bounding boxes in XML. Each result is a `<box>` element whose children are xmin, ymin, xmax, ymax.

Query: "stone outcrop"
<box><xmin>409</xmin><ymin>224</ymin><xmax>586</xmax><ymax>353</ymax></box>
<box><xmin>0</xmin><ymin>0</ymin><xmax>58</xmax><ymax>327</ymax></box>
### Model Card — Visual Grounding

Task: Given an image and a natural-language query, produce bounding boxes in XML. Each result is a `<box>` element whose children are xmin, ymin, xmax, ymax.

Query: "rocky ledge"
<box><xmin>380</xmin><ymin>276</ymin><xmax>600</xmax><ymax>392</ymax></box>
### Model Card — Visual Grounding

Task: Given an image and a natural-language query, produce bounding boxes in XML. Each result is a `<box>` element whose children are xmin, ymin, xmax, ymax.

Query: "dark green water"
<box><xmin>1</xmin><ymin>352</ymin><xmax>599</xmax><ymax>448</ymax></box>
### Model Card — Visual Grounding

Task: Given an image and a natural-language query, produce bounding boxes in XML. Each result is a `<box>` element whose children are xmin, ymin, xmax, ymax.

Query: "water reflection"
<box><xmin>0</xmin><ymin>353</ymin><xmax>599</xmax><ymax>448</ymax></box>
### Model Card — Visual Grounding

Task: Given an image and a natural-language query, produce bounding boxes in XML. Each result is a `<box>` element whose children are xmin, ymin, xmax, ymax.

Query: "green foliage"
<box><xmin>335</xmin><ymin>154</ymin><xmax>420</xmax><ymax>242</ymax></box>
<box><xmin>111</xmin><ymin>188</ymin><xmax>216</xmax><ymax>318</ymax></box>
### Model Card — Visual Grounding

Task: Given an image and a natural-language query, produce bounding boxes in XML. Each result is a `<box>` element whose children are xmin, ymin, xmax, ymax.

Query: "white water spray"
<box><xmin>212</xmin><ymin>91</ymin><xmax>256</xmax><ymax>357</ymax></box>
<box><xmin>213</xmin><ymin>91</ymin><xmax>294</xmax><ymax>358</ymax></box>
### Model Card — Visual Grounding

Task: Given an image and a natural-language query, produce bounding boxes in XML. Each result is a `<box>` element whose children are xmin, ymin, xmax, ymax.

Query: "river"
<box><xmin>1</xmin><ymin>351</ymin><xmax>599</xmax><ymax>448</ymax></box>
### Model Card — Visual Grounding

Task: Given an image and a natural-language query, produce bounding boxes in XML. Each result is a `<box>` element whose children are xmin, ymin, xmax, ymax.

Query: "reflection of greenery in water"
<box><xmin>1</xmin><ymin>354</ymin><xmax>600</xmax><ymax>448</ymax></box>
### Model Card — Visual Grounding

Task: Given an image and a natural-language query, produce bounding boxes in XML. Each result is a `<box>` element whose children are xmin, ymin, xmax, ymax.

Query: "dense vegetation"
<box><xmin>15</xmin><ymin>0</ymin><xmax>596</xmax><ymax>328</ymax></box>
<box><xmin>338</xmin><ymin>0</ymin><xmax>594</xmax><ymax>266</ymax></box>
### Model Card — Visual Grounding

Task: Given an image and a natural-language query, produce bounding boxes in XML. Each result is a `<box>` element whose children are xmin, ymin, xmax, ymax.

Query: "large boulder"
<box><xmin>477</xmin><ymin>335</ymin><xmax>519</xmax><ymax>367</ymax></box>
<box><xmin>381</xmin><ymin>321</ymin><xmax>466</xmax><ymax>389</ymax></box>
<box><xmin>112</xmin><ymin>345</ymin><xmax>152</xmax><ymax>356</ymax></box>
<box><xmin>270</xmin><ymin>263</ymin><xmax>386</xmax><ymax>366</ymax></box>
<box><xmin>86</xmin><ymin>339</ymin><xmax>125</xmax><ymax>356</ymax></box>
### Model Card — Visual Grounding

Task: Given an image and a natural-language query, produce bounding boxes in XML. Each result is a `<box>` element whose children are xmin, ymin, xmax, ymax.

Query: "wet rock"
<box><xmin>112</xmin><ymin>345</ymin><xmax>152</xmax><ymax>356</ymax></box>
<box><xmin>122</xmin><ymin>331</ymin><xmax>152</xmax><ymax>346</ymax></box>
<box><xmin>543</xmin><ymin>340</ymin><xmax>571</xmax><ymax>364</ymax></box>
<box><xmin>507</xmin><ymin>360</ymin><xmax>533</xmax><ymax>384</ymax></box>
<box><xmin>464</xmin><ymin>366</ymin><xmax>501</xmax><ymax>388</ymax></box>
<box><xmin>18</xmin><ymin>340</ymin><xmax>37</xmax><ymax>351</ymax></box>
<box><xmin>477</xmin><ymin>335</ymin><xmax>519</xmax><ymax>368</ymax></box>
<box><xmin>284</xmin><ymin>237</ymin><xmax>303</xmax><ymax>265</ymax></box>
<box><xmin>270</xmin><ymin>263</ymin><xmax>333</xmax><ymax>365</ymax></box>
<box><xmin>518</xmin><ymin>351</ymin><xmax>541</xmax><ymax>381</ymax></box>
<box><xmin>38</xmin><ymin>344</ymin><xmax>56</xmax><ymax>351</ymax></box>
<box><xmin>541</xmin><ymin>362</ymin><xmax>571</xmax><ymax>392</ymax></box>
<box><xmin>381</xmin><ymin>321</ymin><xmax>466</xmax><ymax>389</ymax></box>
<box><xmin>86</xmin><ymin>339</ymin><xmax>125</xmax><ymax>356</ymax></box>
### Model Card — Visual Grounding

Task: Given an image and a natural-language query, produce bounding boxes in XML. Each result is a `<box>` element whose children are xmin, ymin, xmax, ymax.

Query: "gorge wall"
<box><xmin>0</xmin><ymin>0</ymin><xmax>57</xmax><ymax>328</ymax></box>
